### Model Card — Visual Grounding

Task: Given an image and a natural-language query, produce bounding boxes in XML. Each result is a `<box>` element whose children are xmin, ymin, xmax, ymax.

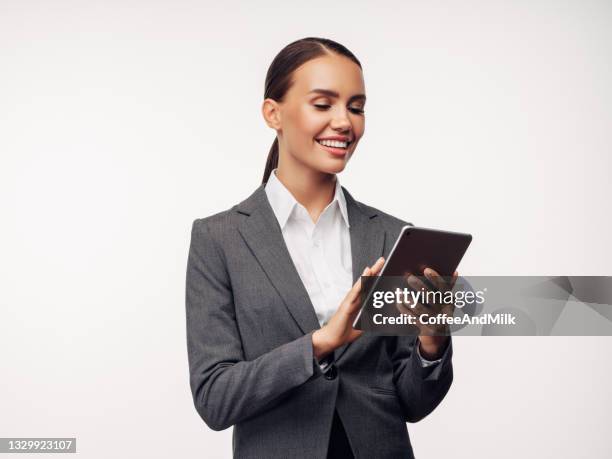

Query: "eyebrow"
<box><xmin>308</xmin><ymin>88</ymin><xmax>366</xmax><ymax>103</ymax></box>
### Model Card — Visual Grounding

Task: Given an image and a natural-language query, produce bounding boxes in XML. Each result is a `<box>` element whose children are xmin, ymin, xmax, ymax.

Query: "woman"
<box><xmin>186</xmin><ymin>37</ymin><xmax>455</xmax><ymax>459</ymax></box>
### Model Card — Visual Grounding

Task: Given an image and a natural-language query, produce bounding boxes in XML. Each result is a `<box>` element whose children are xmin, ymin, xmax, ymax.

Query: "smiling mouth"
<box><xmin>315</xmin><ymin>139</ymin><xmax>352</xmax><ymax>150</ymax></box>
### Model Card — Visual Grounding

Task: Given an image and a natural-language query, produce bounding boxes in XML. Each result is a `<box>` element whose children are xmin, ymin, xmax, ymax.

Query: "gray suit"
<box><xmin>186</xmin><ymin>184</ymin><xmax>453</xmax><ymax>458</ymax></box>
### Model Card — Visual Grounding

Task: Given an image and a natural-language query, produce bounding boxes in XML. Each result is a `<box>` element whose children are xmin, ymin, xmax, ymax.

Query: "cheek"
<box><xmin>291</xmin><ymin>107</ymin><xmax>328</xmax><ymax>140</ymax></box>
<box><xmin>352</xmin><ymin>117</ymin><xmax>366</xmax><ymax>140</ymax></box>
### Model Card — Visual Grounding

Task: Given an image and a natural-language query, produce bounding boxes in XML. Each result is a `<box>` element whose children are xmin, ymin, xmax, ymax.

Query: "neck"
<box><xmin>275</xmin><ymin>155</ymin><xmax>337</xmax><ymax>224</ymax></box>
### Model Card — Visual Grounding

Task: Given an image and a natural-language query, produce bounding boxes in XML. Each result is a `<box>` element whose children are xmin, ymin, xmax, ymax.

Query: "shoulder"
<box><xmin>191</xmin><ymin>205</ymin><xmax>240</xmax><ymax>243</ymax></box>
<box><xmin>190</xmin><ymin>184</ymin><xmax>264</xmax><ymax>241</ymax></box>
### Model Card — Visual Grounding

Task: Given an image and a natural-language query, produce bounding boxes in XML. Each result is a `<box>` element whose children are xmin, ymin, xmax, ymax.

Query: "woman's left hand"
<box><xmin>396</xmin><ymin>268</ymin><xmax>459</xmax><ymax>360</ymax></box>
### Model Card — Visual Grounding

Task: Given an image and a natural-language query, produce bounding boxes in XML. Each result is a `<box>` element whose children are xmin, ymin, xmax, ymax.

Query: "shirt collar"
<box><xmin>264</xmin><ymin>168</ymin><xmax>350</xmax><ymax>229</ymax></box>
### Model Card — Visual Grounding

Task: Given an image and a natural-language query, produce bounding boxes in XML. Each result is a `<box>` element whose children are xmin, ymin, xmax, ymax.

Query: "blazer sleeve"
<box><xmin>186</xmin><ymin>219</ymin><xmax>324</xmax><ymax>431</ymax></box>
<box><xmin>388</xmin><ymin>335</ymin><xmax>454</xmax><ymax>423</ymax></box>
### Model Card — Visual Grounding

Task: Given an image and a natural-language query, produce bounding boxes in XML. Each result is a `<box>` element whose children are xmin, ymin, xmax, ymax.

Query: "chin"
<box><xmin>309</xmin><ymin>143</ymin><xmax>355</xmax><ymax>174</ymax></box>
<box><xmin>316</xmin><ymin>159</ymin><xmax>349</xmax><ymax>175</ymax></box>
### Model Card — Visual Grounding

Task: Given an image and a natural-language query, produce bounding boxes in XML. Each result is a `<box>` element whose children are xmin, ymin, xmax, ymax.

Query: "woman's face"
<box><xmin>268</xmin><ymin>53</ymin><xmax>366</xmax><ymax>175</ymax></box>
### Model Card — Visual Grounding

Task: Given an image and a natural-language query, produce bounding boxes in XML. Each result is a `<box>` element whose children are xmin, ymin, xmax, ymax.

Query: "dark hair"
<box><xmin>261</xmin><ymin>37</ymin><xmax>362</xmax><ymax>184</ymax></box>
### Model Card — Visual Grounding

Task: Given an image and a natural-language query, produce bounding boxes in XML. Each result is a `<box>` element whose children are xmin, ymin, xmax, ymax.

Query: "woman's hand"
<box><xmin>397</xmin><ymin>268</ymin><xmax>459</xmax><ymax>359</ymax></box>
<box><xmin>312</xmin><ymin>257</ymin><xmax>386</xmax><ymax>361</ymax></box>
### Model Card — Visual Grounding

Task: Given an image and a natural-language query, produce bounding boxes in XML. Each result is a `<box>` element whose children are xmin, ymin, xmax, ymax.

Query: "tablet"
<box><xmin>352</xmin><ymin>226</ymin><xmax>472</xmax><ymax>328</ymax></box>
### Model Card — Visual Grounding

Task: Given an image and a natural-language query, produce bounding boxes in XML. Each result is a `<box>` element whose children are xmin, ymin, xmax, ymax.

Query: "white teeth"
<box><xmin>317</xmin><ymin>139</ymin><xmax>349</xmax><ymax>148</ymax></box>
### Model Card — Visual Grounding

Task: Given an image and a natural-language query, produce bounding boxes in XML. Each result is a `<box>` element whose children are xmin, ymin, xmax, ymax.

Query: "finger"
<box><xmin>347</xmin><ymin>329</ymin><xmax>363</xmax><ymax>343</ymax></box>
<box><xmin>345</xmin><ymin>260</ymin><xmax>381</xmax><ymax>310</ymax></box>
<box><xmin>396</xmin><ymin>302</ymin><xmax>428</xmax><ymax>322</ymax></box>
<box><xmin>396</xmin><ymin>300</ymin><xmax>418</xmax><ymax>315</ymax></box>
<box><xmin>369</xmin><ymin>257</ymin><xmax>385</xmax><ymax>276</ymax></box>
<box><xmin>398</xmin><ymin>290</ymin><xmax>430</xmax><ymax>315</ymax></box>
<box><xmin>411</xmin><ymin>300</ymin><xmax>431</xmax><ymax>316</ymax></box>
<box><xmin>343</xmin><ymin>266</ymin><xmax>371</xmax><ymax>308</ymax></box>
<box><xmin>406</xmin><ymin>274</ymin><xmax>441</xmax><ymax>311</ymax></box>
<box><xmin>450</xmin><ymin>271</ymin><xmax>459</xmax><ymax>289</ymax></box>
<box><xmin>394</xmin><ymin>279</ymin><xmax>429</xmax><ymax>315</ymax></box>
<box><xmin>424</xmin><ymin>268</ymin><xmax>450</xmax><ymax>292</ymax></box>
<box><xmin>344</xmin><ymin>258</ymin><xmax>384</xmax><ymax>315</ymax></box>
<box><xmin>406</xmin><ymin>273</ymin><xmax>430</xmax><ymax>294</ymax></box>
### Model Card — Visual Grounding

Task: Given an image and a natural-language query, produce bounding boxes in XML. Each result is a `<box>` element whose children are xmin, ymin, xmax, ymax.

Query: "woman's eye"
<box><xmin>314</xmin><ymin>103</ymin><xmax>365</xmax><ymax>115</ymax></box>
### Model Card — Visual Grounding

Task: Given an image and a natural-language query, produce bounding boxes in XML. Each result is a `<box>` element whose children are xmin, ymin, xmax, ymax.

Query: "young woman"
<box><xmin>186</xmin><ymin>37</ymin><xmax>455</xmax><ymax>459</ymax></box>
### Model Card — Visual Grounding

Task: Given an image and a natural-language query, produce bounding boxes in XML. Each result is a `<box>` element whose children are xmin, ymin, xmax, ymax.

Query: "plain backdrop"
<box><xmin>1</xmin><ymin>0</ymin><xmax>611</xmax><ymax>458</ymax></box>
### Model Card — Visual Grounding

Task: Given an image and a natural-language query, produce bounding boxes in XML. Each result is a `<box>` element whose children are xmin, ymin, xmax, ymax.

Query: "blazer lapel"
<box><xmin>237</xmin><ymin>185</ymin><xmax>321</xmax><ymax>335</ymax></box>
<box><xmin>236</xmin><ymin>184</ymin><xmax>385</xmax><ymax>363</ymax></box>
<box><xmin>334</xmin><ymin>187</ymin><xmax>386</xmax><ymax>362</ymax></box>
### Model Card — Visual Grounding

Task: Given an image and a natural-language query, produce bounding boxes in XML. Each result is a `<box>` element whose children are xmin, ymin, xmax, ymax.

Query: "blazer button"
<box><xmin>324</xmin><ymin>364</ymin><xmax>338</xmax><ymax>380</ymax></box>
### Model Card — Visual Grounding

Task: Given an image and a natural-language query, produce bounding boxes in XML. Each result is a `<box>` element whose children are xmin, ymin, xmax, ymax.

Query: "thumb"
<box><xmin>369</xmin><ymin>257</ymin><xmax>385</xmax><ymax>276</ymax></box>
<box><xmin>344</xmin><ymin>266</ymin><xmax>371</xmax><ymax>309</ymax></box>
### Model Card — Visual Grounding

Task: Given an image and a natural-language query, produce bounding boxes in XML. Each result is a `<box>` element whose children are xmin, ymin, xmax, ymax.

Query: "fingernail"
<box><xmin>362</xmin><ymin>267</ymin><xmax>369</xmax><ymax>275</ymax></box>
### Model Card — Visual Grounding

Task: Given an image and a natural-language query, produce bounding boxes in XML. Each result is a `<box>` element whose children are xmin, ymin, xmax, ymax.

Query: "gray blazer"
<box><xmin>186</xmin><ymin>184</ymin><xmax>453</xmax><ymax>458</ymax></box>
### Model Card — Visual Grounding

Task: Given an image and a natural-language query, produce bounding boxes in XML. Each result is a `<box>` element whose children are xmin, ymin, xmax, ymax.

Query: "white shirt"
<box><xmin>264</xmin><ymin>169</ymin><xmax>443</xmax><ymax>368</ymax></box>
<box><xmin>265</xmin><ymin>169</ymin><xmax>353</xmax><ymax>327</ymax></box>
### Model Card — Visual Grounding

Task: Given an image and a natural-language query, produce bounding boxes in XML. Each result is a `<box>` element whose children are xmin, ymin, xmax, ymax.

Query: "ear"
<box><xmin>262</xmin><ymin>98</ymin><xmax>282</xmax><ymax>130</ymax></box>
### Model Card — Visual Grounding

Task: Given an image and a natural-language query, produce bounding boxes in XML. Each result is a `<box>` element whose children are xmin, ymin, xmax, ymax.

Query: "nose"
<box><xmin>330</xmin><ymin>108</ymin><xmax>351</xmax><ymax>132</ymax></box>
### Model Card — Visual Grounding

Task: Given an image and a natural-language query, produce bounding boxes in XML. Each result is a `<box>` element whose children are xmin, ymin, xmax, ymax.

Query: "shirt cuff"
<box><xmin>415</xmin><ymin>337</ymin><xmax>445</xmax><ymax>368</ymax></box>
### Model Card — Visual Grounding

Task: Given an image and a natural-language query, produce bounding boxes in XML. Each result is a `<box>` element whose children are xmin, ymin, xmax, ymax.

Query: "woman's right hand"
<box><xmin>311</xmin><ymin>256</ymin><xmax>386</xmax><ymax>361</ymax></box>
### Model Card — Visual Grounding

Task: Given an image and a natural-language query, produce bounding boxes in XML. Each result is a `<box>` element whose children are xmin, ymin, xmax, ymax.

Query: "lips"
<box><xmin>316</xmin><ymin>139</ymin><xmax>352</xmax><ymax>148</ymax></box>
<box><xmin>315</xmin><ymin>138</ymin><xmax>351</xmax><ymax>156</ymax></box>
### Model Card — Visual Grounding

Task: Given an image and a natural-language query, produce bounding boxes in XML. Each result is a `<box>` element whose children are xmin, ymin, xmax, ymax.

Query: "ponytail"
<box><xmin>261</xmin><ymin>138</ymin><xmax>279</xmax><ymax>184</ymax></box>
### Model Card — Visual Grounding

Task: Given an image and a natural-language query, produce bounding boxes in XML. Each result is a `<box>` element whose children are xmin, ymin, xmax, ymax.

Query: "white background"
<box><xmin>1</xmin><ymin>0</ymin><xmax>611</xmax><ymax>457</ymax></box>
